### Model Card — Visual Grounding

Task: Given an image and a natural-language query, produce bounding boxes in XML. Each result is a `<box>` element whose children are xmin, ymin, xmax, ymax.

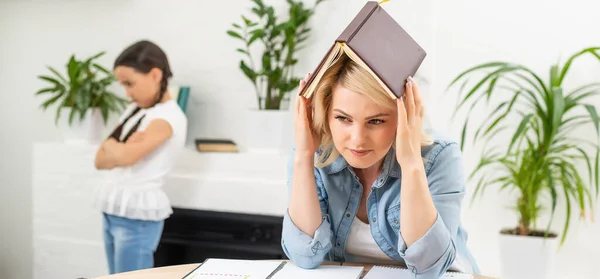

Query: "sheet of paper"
<box><xmin>183</xmin><ymin>258</ymin><xmax>285</xmax><ymax>279</ymax></box>
<box><xmin>363</xmin><ymin>266</ymin><xmax>473</xmax><ymax>279</ymax></box>
<box><xmin>270</xmin><ymin>262</ymin><xmax>364</xmax><ymax>279</ymax></box>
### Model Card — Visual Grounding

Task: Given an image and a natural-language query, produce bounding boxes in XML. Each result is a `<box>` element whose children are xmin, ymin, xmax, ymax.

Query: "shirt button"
<box><xmin>379</xmin><ymin>178</ymin><xmax>384</xmax><ymax>183</ymax></box>
<box><xmin>394</xmin><ymin>219</ymin><xmax>399</xmax><ymax>224</ymax></box>
<box><xmin>372</xmin><ymin>217</ymin><xmax>377</xmax><ymax>222</ymax></box>
<box><xmin>388</xmin><ymin>248</ymin><xmax>393</xmax><ymax>252</ymax></box>
<box><xmin>346</xmin><ymin>213</ymin><xmax>351</xmax><ymax>217</ymax></box>
<box><xmin>337</xmin><ymin>242</ymin><xmax>340</xmax><ymax>246</ymax></box>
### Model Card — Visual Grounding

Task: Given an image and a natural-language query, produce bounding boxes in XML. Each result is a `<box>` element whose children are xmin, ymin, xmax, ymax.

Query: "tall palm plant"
<box><xmin>448</xmin><ymin>46</ymin><xmax>600</xmax><ymax>246</ymax></box>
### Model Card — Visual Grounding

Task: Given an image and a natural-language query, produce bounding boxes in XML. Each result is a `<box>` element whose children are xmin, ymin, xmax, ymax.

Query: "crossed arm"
<box><xmin>94</xmin><ymin>119</ymin><xmax>173</xmax><ymax>169</ymax></box>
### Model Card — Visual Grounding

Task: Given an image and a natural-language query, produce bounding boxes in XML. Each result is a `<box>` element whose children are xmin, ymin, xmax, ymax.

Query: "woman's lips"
<box><xmin>350</xmin><ymin>149</ymin><xmax>372</xmax><ymax>157</ymax></box>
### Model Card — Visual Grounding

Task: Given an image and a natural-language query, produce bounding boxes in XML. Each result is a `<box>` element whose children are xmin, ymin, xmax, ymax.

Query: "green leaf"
<box><xmin>93</xmin><ymin>63</ymin><xmax>111</xmax><ymax>75</ymax></box>
<box><xmin>36</xmin><ymin>87</ymin><xmax>59</xmax><ymax>95</ymax></box>
<box><xmin>240</xmin><ymin>60</ymin><xmax>257</xmax><ymax>83</ymax></box>
<box><xmin>40</xmin><ymin>93</ymin><xmax>64</xmax><ymax>110</ymax></box>
<box><xmin>68</xmin><ymin>106</ymin><xmax>77</xmax><ymax>125</ymax></box>
<box><xmin>558</xmin><ymin>47</ymin><xmax>600</xmax><ymax>85</ymax></box>
<box><xmin>507</xmin><ymin>113</ymin><xmax>533</xmax><ymax>154</ymax></box>
<box><xmin>248</xmin><ymin>32</ymin><xmax>263</xmax><ymax>45</ymax></box>
<box><xmin>242</xmin><ymin>15</ymin><xmax>252</xmax><ymax>25</ymax></box>
<box><xmin>595</xmin><ymin>147</ymin><xmax>600</xmax><ymax>198</ymax></box>
<box><xmin>227</xmin><ymin>30</ymin><xmax>243</xmax><ymax>40</ymax></box>
<box><xmin>47</xmin><ymin>66</ymin><xmax>67</xmax><ymax>84</ymax></box>
<box><xmin>584</xmin><ymin>104</ymin><xmax>600</xmax><ymax>135</ymax></box>
<box><xmin>38</xmin><ymin>75</ymin><xmax>61</xmax><ymax>86</ymax></box>
<box><xmin>67</xmin><ymin>55</ymin><xmax>80</xmax><ymax>82</ymax></box>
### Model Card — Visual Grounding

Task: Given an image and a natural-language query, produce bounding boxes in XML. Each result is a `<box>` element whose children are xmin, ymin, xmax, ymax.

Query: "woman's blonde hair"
<box><xmin>310</xmin><ymin>53</ymin><xmax>433</xmax><ymax>168</ymax></box>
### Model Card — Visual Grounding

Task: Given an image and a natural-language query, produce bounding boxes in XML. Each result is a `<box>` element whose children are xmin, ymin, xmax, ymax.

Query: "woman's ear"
<box><xmin>149</xmin><ymin>67</ymin><xmax>163</xmax><ymax>83</ymax></box>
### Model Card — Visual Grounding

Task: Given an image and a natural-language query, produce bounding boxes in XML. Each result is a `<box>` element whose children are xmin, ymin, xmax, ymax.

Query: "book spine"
<box><xmin>336</xmin><ymin>1</ymin><xmax>379</xmax><ymax>43</ymax></box>
<box><xmin>298</xmin><ymin>42</ymin><xmax>336</xmax><ymax>97</ymax></box>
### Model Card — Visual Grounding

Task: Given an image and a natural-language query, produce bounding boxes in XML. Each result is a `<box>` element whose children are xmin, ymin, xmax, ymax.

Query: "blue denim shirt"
<box><xmin>281</xmin><ymin>136</ymin><xmax>480</xmax><ymax>279</ymax></box>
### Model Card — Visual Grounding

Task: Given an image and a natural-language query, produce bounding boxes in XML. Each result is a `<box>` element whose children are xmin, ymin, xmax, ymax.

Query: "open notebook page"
<box><xmin>182</xmin><ymin>259</ymin><xmax>285</xmax><ymax>279</ymax></box>
<box><xmin>270</xmin><ymin>262</ymin><xmax>364</xmax><ymax>279</ymax></box>
<box><xmin>364</xmin><ymin>266</ymin><xmax>473</xmax><ymax>279</ymax></box>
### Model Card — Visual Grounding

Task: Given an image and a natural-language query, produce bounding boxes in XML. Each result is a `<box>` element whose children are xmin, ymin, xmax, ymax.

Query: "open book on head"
<box><xmin>299</xmin><ymin>1</ymin><xmax>426</xmax><ymax>100</ymax></box>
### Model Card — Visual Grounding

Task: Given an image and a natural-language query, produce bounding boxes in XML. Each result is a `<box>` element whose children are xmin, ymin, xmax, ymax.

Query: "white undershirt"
<box><xmin>345</xmin><ymin>217</ymin><xmax>474</xmax><ymax>274</ymax></box>
<box><xmin>345</xmin><ymin>217</ymin><xmax>397</xmax><ymax>264</ymax></box>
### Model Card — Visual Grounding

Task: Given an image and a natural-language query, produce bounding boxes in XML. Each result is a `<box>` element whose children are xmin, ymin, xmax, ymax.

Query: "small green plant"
<box><xmin>36</xmin><ymin>51</ymin><xmax>128</xmax><ymax>125</ymax></box>
<box><xmin>448</xmin><ymin>46</ymin><xmax>600</xmax><ymax>246</ymax></box>
<box><xmin>226</xmin><ymin>0</ymin><xmax>326</xmax><ymax>110</ymax></box>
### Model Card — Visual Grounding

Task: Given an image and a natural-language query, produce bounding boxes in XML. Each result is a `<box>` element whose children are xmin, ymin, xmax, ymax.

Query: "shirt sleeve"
<box><xmin>397</xmin><ymin>142</ymin><xmax>467</xmax><ymax>278</ymax></box>
<box><xmin>281</xmin><ymin>147</ymin><xmax>333</xmax><ymax>269</ymax></box>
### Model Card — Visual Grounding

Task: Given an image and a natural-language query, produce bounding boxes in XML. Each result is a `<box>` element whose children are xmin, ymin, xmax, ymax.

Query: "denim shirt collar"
<box><xmin>324</xmin><ymin>147</ymin><xmax>401</xmax><ymax>180</ymax></box>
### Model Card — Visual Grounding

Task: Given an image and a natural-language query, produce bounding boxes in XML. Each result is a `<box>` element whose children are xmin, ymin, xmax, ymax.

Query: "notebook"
<box><xmin>270</xmin><ymin>262</ymin><xmax>364</xmax><ymax>279</ymax></box>
<box><xmin>363</xmin><ymin>266</ymin><xmax>473</xmax><ymax>279</ymax></box>
<box><xmin>299</xmin><ymin>1</ymin><xmax>426</xmax><ymax>100</ymax></box>
<box><xmin>182</xmin><ymin>259</ymin><xmax>366</xmax><ymax>279</ymax></box>
<box><xmin>181</xmin><ymin>259</ymin><xmax>286</xmax><ymax>279</ymax></box>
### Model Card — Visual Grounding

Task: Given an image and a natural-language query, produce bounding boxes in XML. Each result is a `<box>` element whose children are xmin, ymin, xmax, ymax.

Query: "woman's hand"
<box><xmin>396</xmin><ymin>76</ymin><xmax>424</xmax><ymax>169</ymax></box>
<box><xmin>294</xmin><ymin>73</ymin><xmax>320</xmax><ymax>158</ymax></box>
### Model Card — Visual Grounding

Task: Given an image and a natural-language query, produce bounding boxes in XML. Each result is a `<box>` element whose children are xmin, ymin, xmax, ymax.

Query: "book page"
<box><xmin>302</xmin><ymin>43</ymin><xmax>343</xmax><ymax>98</ymax></box>
<box><xmin>271</xmin><ymin>262</ymin><xmax>364</xmax><ymax>279</ymax></box>
<box><xmin>341</xmin><ymin>44</ymin><xmax>397</xmax><ymax>100</ymax></box>
<box><xmin>182</xmin><ymin>259</ymin><xmax>285</xmax><ymax>279</ymax></box>
<box><xmin>363</xmin><ymin>266</ymin><xmax>473</xmax><ymax>279</ymax></box>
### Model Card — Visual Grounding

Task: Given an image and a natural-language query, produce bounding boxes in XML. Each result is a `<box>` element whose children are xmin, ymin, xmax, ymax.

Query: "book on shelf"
<box><xmin>168</xmin><ymin>85</ymin><xmax>190</xmax><ymax>113</ymax></box>
<box><xmin>195</xmin><ymin>139</ymin><xmax>238</xmax><ymax>153</ymax></box>
<box><xmin>299</xmin><ymin>1</ymin><xmax>426</xmax><ymax>100</ymax></box>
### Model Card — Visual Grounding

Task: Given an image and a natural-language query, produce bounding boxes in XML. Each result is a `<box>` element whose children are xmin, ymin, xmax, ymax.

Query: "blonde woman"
<box><xmin>282</xmin><ymin>54</ymin><xmax>480</xmax><ymax>278</ymax></box>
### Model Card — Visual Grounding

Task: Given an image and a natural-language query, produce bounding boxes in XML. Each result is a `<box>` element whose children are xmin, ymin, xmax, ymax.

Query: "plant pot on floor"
<box><xmin>498</xmin><ymin>229</ymin><xmax>558</xmax><ymax>279</ymax></box>
<box><xmin>244</xmin><ymin>109</ymin><xmax>292</xmax><ymax>153</ymax></box>
<box><xmin>57</xmin><ymin>108</ymin><xmax>105</xmax><ymax>145</ymax></box>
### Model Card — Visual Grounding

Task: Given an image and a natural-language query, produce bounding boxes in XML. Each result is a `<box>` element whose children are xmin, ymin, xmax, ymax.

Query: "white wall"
<box><xmin>1</xmin><ymin>0</ymin><xmax>599</xmax><ymax>278</ymax></box>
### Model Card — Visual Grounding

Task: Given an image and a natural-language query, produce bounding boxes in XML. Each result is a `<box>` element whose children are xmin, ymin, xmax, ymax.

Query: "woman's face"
<box><xmin>328</xmin><ymin>85</ymin><xmax>397</xmax><ymax>169</ymax></box>
<box><xmin>114</xmin><ymin>66</ymin><xmax>161</xmax><ymax>108</ymax></box>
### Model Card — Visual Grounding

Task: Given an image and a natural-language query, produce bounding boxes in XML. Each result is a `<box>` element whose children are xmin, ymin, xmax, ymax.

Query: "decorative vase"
<box><xmin>56</xmin><ymin>108</ymin><xmax>105</xmax><ymax>145</ymax></box>
<box><xmin>244</xmin><ymin>109</ymin><xmax>292</xmax><ymax>154</ymax></box>
<box><xmin>498</xmin><ymin>230</ymin><xmax>558</xmax><ymax>279</ymax></box>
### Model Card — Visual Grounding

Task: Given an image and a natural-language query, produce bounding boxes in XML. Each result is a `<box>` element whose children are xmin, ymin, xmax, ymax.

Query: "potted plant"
<box><xmin>36</xmin><ymin>51</ymin><xmax>128</xmax><ymax>144</ymax></box>
<box><xmin>448</xmin><ymin>46</ymin><xmax>600</xmax><ymax>279</ymax></box>
<box><xmin>226</xmin><ymin>0</ymin><xmax>326</xmax><ymax>152</ymax></box>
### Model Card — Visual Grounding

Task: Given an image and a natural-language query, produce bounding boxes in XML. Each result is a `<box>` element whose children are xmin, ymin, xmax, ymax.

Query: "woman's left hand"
<box><xmin>396</xmin><ymin>76</ymin><xmax>423</xmax><ymax>169</ymax></box>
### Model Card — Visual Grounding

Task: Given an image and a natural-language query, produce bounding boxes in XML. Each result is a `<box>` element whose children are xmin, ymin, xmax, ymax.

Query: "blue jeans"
<box><xmin>102</xmin><ymin>213</ymin><xmax>164</xmax><ymax>274</ymax></box>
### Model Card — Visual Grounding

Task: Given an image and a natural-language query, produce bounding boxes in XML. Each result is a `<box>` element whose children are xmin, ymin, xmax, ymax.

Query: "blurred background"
<box><xmin>1</xmin><ymin>0</ymin><xmax>599</xmax><ymax>278</ymax></box>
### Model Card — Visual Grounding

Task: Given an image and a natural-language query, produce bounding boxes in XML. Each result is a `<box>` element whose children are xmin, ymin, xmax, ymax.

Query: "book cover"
<box><xmin>300</xmin><ymin>1</ymin><xmax>426</xmax><ymax>99</ymax></box>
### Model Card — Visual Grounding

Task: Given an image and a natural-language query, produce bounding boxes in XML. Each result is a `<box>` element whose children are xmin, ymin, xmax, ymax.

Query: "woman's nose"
<box><xmin>349</xmin><ymin>124</ymin><xmax>367</xmax><ymax>145</ymax></box>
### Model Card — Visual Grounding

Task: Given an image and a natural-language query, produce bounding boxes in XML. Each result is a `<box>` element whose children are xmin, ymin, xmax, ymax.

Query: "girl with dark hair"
<box><xmin>93</xmin><ymin>40</ymin><xmax>188</xmax><ymax>274</ymax></box>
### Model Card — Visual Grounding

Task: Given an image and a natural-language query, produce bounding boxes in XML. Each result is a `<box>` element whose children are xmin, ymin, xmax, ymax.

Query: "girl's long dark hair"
<box><xmin>108</xmin><ymin>40</ymin><xmax>173</xmax><ymax>142</ymax></box>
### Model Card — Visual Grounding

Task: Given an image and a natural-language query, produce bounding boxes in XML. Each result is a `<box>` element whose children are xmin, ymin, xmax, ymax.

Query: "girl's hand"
<box><xmin>127</xmin><ymin>132</ymin><xmax>145</xmax><ymax>143</ymax></box>
<box><xmin>395</xmin><ymin>77</ymin><xmax>423</xmax><ymax>169</ymax></box>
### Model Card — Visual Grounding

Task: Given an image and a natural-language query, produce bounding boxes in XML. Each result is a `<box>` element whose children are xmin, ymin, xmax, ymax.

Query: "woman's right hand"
<box><xmin>294</xmin><ymin>73</ymin><xmax>320</xmax><ymax>158</ymax></box>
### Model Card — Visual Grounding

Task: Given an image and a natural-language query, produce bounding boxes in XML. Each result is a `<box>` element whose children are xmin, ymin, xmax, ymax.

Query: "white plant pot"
<box><xmin>244</xmin><ymin>109</ymin><xmax>292</xmax><ymax>154</ymax></box>
<box><xmin>498</xmin><ymin>231</ymin><xmax>558</xmax><ymax>279</ymax></box>
<box><xmin>56</xmin><ymin>108</ymin><xmax>105</xmax><ymax>145</ymax></box>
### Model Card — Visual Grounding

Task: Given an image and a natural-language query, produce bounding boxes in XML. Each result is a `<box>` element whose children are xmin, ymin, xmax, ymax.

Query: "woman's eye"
<box><xmin>369</xmin><ymin>119</ymin><xmax>385</xmax><ymax>125</ymax></box>
<box><xmin>335</xmin><ymin>116</ymin><xmax>350</xmax><ymax>122</ymax></box>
